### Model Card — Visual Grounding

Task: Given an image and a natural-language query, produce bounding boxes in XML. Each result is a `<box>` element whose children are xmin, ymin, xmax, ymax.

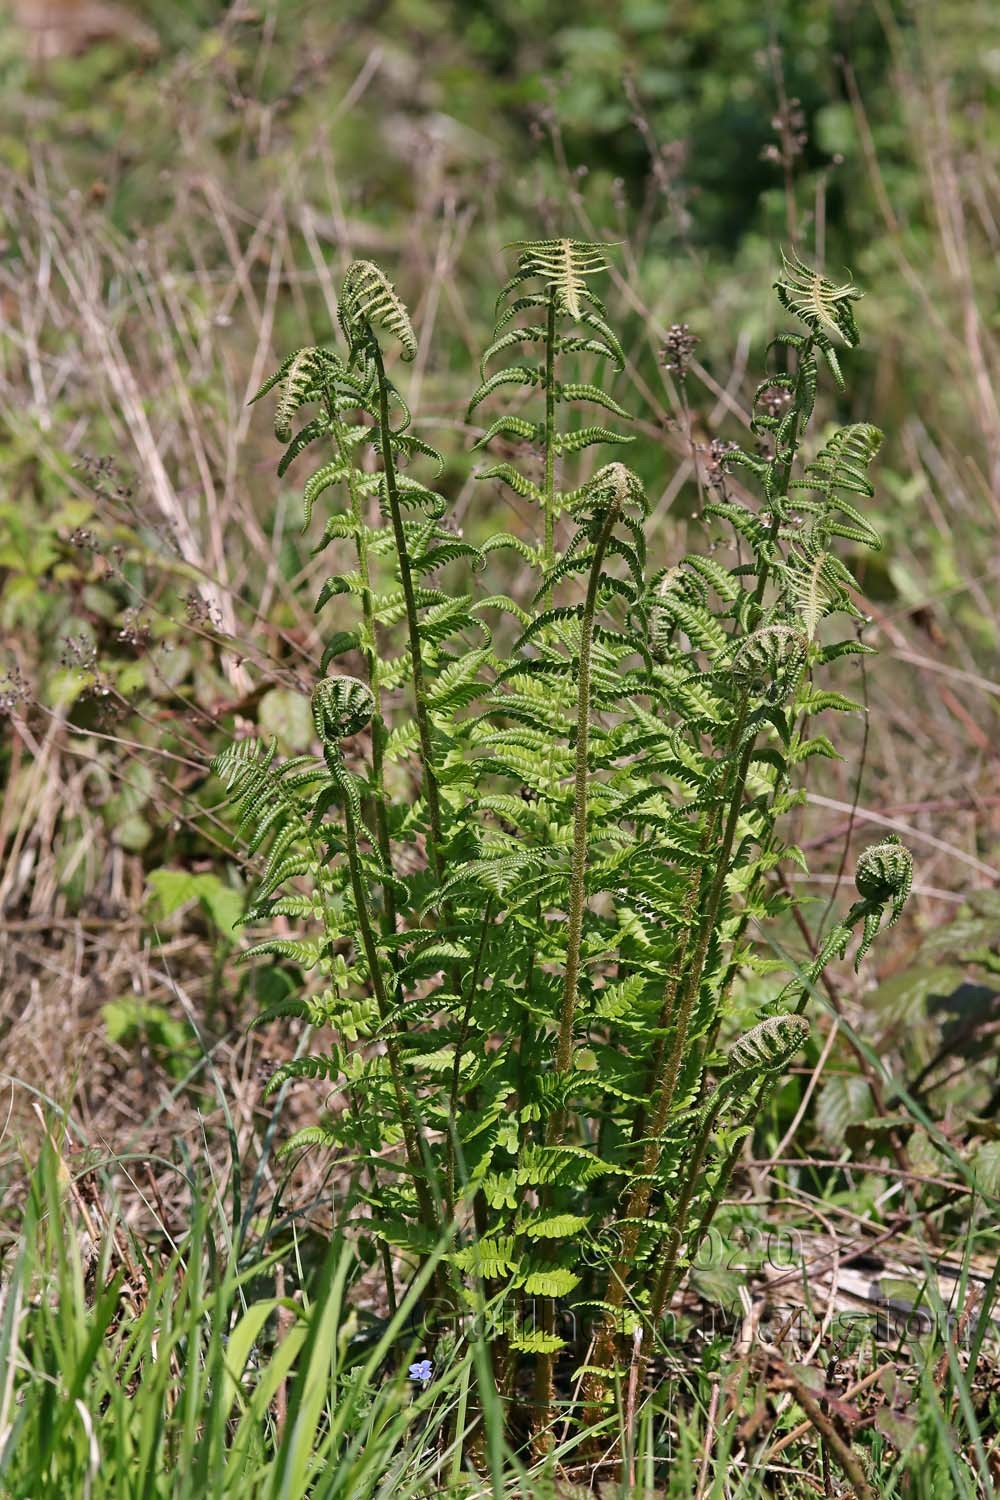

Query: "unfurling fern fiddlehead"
<box><xmin>781</xmin><ymin>834</ymin><xmax>915</xmax><ymax>988</ymax></box>
<box><xmin>469</xmin><ymin>238</ymin><xmax>633</xmax><ymax>581</ymax></box>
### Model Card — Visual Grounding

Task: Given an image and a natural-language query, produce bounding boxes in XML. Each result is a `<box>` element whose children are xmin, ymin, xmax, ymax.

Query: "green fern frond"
<box><xmin>788</xmin><ymin>549</ymin><xmax>834</xmax><ymax>640</ymax></box>
<box><xmin>276</xmin><ymin>418</ymin><xmax>327</xmax><ymax>477</ymax></box>
<box><xmin>411</xmin><ymin>540</ymin><xmax>485</xmax><ymax>573</ymax></box>
<box><xmin>476</xmin><ymin>463</ymin><xmax>542</xmax><ymax>501</ymax></box>
<box><xmin>796</xmin><ymin>689</ymin><xmax>864</xmax><ymax>716</ymax></box>
<box><xmin>554</xmin><ymin>426</ymin><xmax>635</xmax><ymax>457</ymax></box>
<box><xmin>575</xmin><ymin>309</ymin><xmax>626</xmax><ymax>368</ymax></box>
<box><xmin>278</xmin><ymin>1124</ymin><xmax>341</xmax><ymax>1158</ymax></box>
<box><xmin>507</xmin><ymin>238</ymin><xmax>612</xmax><ymax>320</ymax></box>
<box><xmin>480</xmin><ymin>325</ymin><xmax>547</xmax><ymax>374</ymax></box>
<box><xmin>775</xmin><ymin>250</ymin><xmax>862</xmax><ymax>347</ymax></box>
<box><xmin>448</xmin><ymin>1237</ymin><xmax>519</xmax><ymax>1278</ymax></box>
<box><xmin>265</xmin><ymin>347</ymin><xmax>337</xmax><ymax>442</ymax></box>
<box><xmin>801</xmin><ymin>420</ymin><xmax>883</xmax><ymax>493</ymax></box>
<box><xmin>556</xmin><ymin>381</ymin><xmax>631</xmax><ymax>419</ymax></box>
<box><xmin>237</xmin><ymin>935</ymin><xmax>324</xmax><ymax>969</ymax></box>
<box><xmin>652</xmin><ymin>592</ymin><xmax>729</xmax><ymax>659</ymax></box>
<box><xmin>702</xmin><ymin>499</ymin><xmax>768</xmax><ymax>548</ymax></box>
<box><xmin>519</xmin><ymin>1212</ymin><xmax>591</xmax><ymax>1240</ymax></box>
<box><xmin>516</xmin><ymin>1143</ymin><xmax>619</xmax><ymax>1188</ymax></box>
<box><xmin>793</xmin><ymin>422</ymin><xmax>884</xmax><ymax>551</ymax></box>
<box><xmin>339</xmin><ymin>259</ymin><xmax>417</xmax><ymax>361</ymax></box>
<box><xmin>507</xmin><ymin>1330</ymin><xmax>567</xmax><ymax>1355</ymax></box>
<box><xmin>471</xmin><ymin>414</ymin><xmax>541</xmax><ymax>449</ymax></box>
<box><xmin>301</xmin><ymin>462</ymin><xmax>354</xmax><ymax>528</ymax></box>
<box><xmin>680</xmin><ymin>555</ymin><xmax>742</xmax><ymax>603</ymax></box>
<box><xmin>520</xmin><ymin>1267</ymin><xmax>581</xmax><ymax>1297</ymax></box>
<box><xmin>263</xmin><ymin>1053</ymin><xmax>344</xmax><ymax>1098</ymax></box>
<box><xmin>467</xmin><ymin>365</ymin><xmax>543</xmax><ymax>414</ymax></box>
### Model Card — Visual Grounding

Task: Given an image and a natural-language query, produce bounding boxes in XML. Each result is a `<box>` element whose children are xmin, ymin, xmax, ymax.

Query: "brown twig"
<box><xmin>772</xmin><ymin>1358</ymin><xmax>876</xmax><ymax>1500</ymax></box>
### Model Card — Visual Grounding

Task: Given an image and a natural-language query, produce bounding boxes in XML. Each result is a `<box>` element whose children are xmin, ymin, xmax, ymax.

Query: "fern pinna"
<box><xmin>211</xmin><ymin>245</ymin><xmax>912</xmax><ymax>1447</ymax></box>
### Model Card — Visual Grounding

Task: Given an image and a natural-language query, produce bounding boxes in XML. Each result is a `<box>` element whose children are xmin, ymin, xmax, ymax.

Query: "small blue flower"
<box><xmin>408</xmin><ymin>1358</ymin><xmax>433</xmax><ymax>1384</ymax></box>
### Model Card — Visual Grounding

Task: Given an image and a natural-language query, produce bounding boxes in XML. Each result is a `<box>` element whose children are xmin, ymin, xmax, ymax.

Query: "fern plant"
<box><xmin>210</xmin><ymin>245</ymin><xmax>912</xmax><ymax>1456</ymax></box>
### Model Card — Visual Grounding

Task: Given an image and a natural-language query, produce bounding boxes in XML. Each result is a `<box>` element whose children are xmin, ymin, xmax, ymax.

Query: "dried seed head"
<box><xmin>759</xmin><ymin>385</ymin><xmax>792</xmax><ymax>420</ymax></box>
<box><xmin>661</xmin><ymin>323</ymin><xmax>699</xmax><ymax>380</ymax></box>
<box><xmin>117</xmin><ymin>609</ymin><xmax>151</xmax><ymax>652</ymax></box>
<box><xmin>704</xmin><ymin>438</ymin><xmax>740</xmax><ymax>494</ymax></box>
<box><xmin>0</xmin><ymin>663</ymin><xmax>29</xmax><ymax>715</ymax></box>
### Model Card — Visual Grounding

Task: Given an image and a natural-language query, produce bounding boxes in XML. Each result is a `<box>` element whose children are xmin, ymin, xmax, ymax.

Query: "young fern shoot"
<box><xmin>469</xmin><ymin>237</ymin><xmax>633</xmax><ymax>579</ymax></box>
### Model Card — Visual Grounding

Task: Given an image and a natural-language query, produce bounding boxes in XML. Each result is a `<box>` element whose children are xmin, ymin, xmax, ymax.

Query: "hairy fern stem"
<box><xmin>656</xmin><ymin>699</ymin><xmax>753</xmax><ymax>1115</ymax></box>
<box><xmin>534</xmin><ymin>493</ymin><xmax>621</xmax><ymax>1449</ymax></box>
<box><xmin>649</xmin><ymin>1084</ymin><xmax>740</xmax><ymax>1325</ymax></box>
<box><xmin>551</xmin><ymin>498</ymin><xmax>620</xmax><ymax>1127</ymax></box>
<box><xmin>370</xmin><ymin>340</ymin><xmax>446</xmax><ymax>881</ymax></box>
<box><xmin>445</xmin><ymin>901</ymin><xmax>494</xmax><ymax>1213</ymax></box>
<box><xmin>332</xmin><ymin>416</ymin><xmax>398</xmax><ymax>932</ymax></box>
<box><xmin>542</xmin><ymin>293</ymin><xmax>558</xmax><ymax>578</ymax></box>
<box><xmin>338</xmin><ymin>773</ymin><xmax>436</xmax><ymax>1237</ymax></box>
<box><xmin>650</xmin><ymin>1080</ymin><xmax>764</xmax><ymax>1326</ymax></box>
